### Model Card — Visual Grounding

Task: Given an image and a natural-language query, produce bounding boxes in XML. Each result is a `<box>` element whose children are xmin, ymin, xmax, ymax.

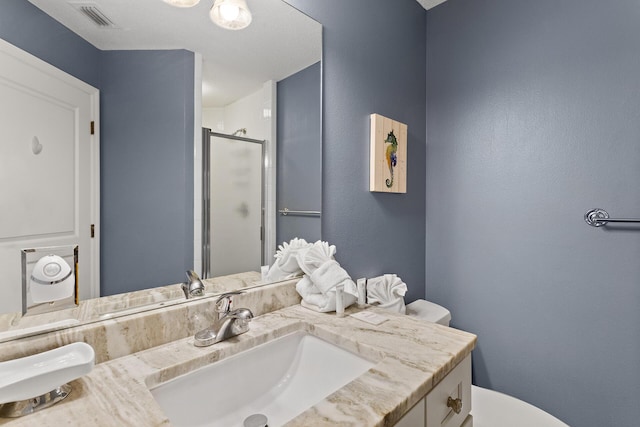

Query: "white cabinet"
<box><xmin>395</xmin><ymin>355</ymin><xmax>472</xmax><ymax>427</ymax></box>
<box><xmin>395</xmin><ymin>397</ymin><xmax>426</xmax><ymax>427</ymax></box>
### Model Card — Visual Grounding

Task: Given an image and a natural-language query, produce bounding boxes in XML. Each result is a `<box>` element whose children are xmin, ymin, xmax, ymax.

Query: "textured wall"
<box><xmin>286</xmin><ymin>0</ymin><xmax>427</xmax><ymax>302</ymax></box>
<box><xmin>0</xmin><ymin>0</ymin><xmax>100</xmax><ymax>90</ymax></box>
<box><xmin>100</xmin><ymin>50</ymin><xmax>194</xmax><ymax>295</ymax></box>
<box><xmin>426</xmin><ymin>0</ymin><xmax>640</xmax><ymax>425</ymax></box>
<box><xmin>276</xmin><ymin>62</ymin><xmax>322</xmax><ymax>244</ymax></box>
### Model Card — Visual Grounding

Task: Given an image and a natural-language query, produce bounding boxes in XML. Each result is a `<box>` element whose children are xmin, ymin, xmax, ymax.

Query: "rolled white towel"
<box><xmin>366</xmin><ymin>274</ymin><xmax>408</xmax><ymax>314</ymax></box>
<box><xmin>310</xmin><ymin>260</ymin><xmax>358</xmax><ymax>297</ymax></box>
<box><xmin>266</xmin><ymin>238</ymin><xmax>312</xmax><ymax>282</ymax></box>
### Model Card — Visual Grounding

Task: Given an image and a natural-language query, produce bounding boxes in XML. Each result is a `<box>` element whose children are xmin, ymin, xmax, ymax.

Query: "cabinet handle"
<box><xmin>447</xmin><ymin>396</ymin><xmax>463</xmax><ymax>414</ymax></box>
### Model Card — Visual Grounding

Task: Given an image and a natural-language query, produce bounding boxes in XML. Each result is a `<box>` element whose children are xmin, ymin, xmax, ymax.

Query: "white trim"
<box><xmin>193</xmin><ymin>53</ymin><xmax>203</xmax><ymax>275</ymax></box>
<box><xmin>89</xmin><ymin>89</ymin><xmax>100</xmax><ymax>300</ymax></box>
<box><xmin>263</xmin><ymin>80</ymin><xmax>277</xmax><ymax>264</ymax></box>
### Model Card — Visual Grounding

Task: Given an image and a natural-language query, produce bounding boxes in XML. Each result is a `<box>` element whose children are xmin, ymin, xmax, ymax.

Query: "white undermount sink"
<box><xmin>150</xmin><ymin>331</ymin><xmax>375</xmax><ymax>427</ymax></box>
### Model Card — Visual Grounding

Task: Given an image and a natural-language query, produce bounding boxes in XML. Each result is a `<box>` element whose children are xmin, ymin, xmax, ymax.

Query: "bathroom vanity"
<box><xmin>0</xmin><ymin>278</ymin><xmax>476</xmax><ymax>426</ymax></box>
<box><xmin>395</xmin><ymin>355</ymin><xmax>472</xmax><ymax>427</ymax></box>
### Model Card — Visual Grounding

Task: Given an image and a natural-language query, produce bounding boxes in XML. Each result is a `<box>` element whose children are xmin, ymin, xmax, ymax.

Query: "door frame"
<box><xmin>201</xmin><ymin>129</ymin><xmax>266</xmax><ymax>278</ymax></box>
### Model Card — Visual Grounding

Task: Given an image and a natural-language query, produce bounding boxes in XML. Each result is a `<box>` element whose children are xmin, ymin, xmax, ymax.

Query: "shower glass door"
<box><xmin>203</xmin><ymin>130</ymin><xmax>264</xmax><ymax>278</ymax></box>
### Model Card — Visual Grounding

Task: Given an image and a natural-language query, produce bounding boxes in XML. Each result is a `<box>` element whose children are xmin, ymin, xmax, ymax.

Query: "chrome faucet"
<box><xmin>194</xmin><ymin>292</ymin><xmax>253</xmax><ymax>347</ymax></box>
<box><xmin>182</xmin><ymin>270</ymin><xmax>205</xmax><ymax>299</ymax></box>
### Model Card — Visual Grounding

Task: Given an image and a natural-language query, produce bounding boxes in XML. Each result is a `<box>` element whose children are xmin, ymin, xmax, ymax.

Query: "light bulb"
<box><xmin>219</xmin><ymin>3</ymin><xmax>240</xmax><ymax>21</ymax></box>
<box><xmin>210</xmin><ymin>0</ymin><xmax>252</xmax><ymax>30</ymax></box>
<box><xmin>163</xmin><ymin>0</ymin><xmax>200</xmax><ymax>7</ymax></box>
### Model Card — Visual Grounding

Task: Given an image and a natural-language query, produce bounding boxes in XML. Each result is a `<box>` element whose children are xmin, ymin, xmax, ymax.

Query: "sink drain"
<box><xmin>243</xmin><ymin>413</ymin><xmax>268</xmax><ymax>427</ymax></box>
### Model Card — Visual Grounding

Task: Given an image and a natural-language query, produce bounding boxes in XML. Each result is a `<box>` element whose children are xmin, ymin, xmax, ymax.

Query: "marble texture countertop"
<box><xmin>0</xmin><ymin>276</ymin><xmax>301</xmax><ymax>364</ymax></box>
<box><xmin>0</xmin><ymin>304</ymin><xmax>476</xmax><ymax>427</ymax></box>
<box><xmin>0</xmin><ymin>271</ymin><xmax>267</xmax><ymax>344</ymax></box>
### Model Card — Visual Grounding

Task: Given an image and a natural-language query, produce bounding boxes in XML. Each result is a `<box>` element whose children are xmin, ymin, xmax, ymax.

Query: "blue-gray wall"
<box><xmin>276</xmin><ymin>62</ymin><xmax>322</xmax><ymax>244</ymax></box>
<box><xmin>100</xmin><ymin>50</ymin><xmax>194</xmax><ymax>295</ymax></box>
<box><xmin>426</xmin><ymin>0</ymin><xmax>640</xmax><ymax>426</ymax></box>
<box><xmin>0</xmin><ymin>0</ymin><xmax>100</xmax><ymax>88</ymax></box>
<box><xmin>1</xmin><ymin>0</ymin><xmax>195</xmax><ymax>296</ymax></box>
<box><xmin>287</xmin><ymin>0</ymin><xmax>427</xmax><ymax>303</ymax></box>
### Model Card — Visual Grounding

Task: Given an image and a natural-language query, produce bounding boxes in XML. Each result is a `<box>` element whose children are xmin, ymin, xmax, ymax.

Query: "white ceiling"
<box><xmin>417</xmin><ymin>0</ymin><xmax>450</xmax><ymax>10</ymax></box>
<box><xmin>28</xmin><ymin>0</ymin><xmax>321</xmax><ymax>107</ymax></box>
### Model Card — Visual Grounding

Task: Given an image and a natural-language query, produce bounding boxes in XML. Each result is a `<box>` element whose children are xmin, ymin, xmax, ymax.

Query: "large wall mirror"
<box><xmin>0</xmin><ymin>0</ymin><xmax>321</xmax><ymax>337</ymax></box>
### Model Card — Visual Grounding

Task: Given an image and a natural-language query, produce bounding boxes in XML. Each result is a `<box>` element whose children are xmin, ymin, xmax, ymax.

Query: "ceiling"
<box><xmin>417</xmin><ymin>0</ymin><xmax>450</xmax><ymax>10</ymax></box>
<box><xmin>28</xmin><ymin>0</ymin><xmax>321</xmax><ymax>108</ymax></box>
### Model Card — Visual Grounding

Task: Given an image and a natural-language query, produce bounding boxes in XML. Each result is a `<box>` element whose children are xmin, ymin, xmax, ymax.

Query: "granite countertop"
<box><xmin>0</xmin><ymin>305</ymin><xmax>476</xmax><ymax>427</ymax></box>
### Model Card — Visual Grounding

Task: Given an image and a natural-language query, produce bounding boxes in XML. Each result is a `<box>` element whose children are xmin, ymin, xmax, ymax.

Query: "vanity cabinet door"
<box><xmin>425</xmin><ymin>355</ymin><xmax>472</xmax><ymax>427</ymax></box>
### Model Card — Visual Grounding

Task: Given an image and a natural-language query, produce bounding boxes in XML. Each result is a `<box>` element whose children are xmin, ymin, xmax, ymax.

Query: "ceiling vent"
<box><xmin>70</xmin><ymin>2</ymin><xmax>118</xmax><ymax>28</ymax></box>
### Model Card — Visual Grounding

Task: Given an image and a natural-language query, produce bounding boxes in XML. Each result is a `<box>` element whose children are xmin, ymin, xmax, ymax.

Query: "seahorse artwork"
<box><xmin>385</xmin><ymin>130</ymin><xmax>398</xmax><ymax>188</ymax></box>
<box><xmin>369</xmin><ymin>113</ymin><xmax>407</xmax><ymax>193</ymax></box>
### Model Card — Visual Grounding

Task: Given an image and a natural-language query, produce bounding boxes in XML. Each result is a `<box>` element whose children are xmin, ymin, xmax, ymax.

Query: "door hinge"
<box><xmin>260</xmin><ymin>226</ymin><xmax>264</xmax><ymax>241</ymax></box>
<box><xmin>90</xmin><ymin>224</ymin><xmax>95</xmax><ymax>238</ymax></box>
<box><xmin>90</xmin><ymin>121</ymin><xmax>95</xmax><ymax>135</ymax></box>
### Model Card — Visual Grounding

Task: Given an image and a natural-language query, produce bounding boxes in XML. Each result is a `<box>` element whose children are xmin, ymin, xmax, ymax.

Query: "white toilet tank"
<box><xmin>406</xmin><ymin>299</ymin><xmax>451</xmax><ymax>326</ymax></box>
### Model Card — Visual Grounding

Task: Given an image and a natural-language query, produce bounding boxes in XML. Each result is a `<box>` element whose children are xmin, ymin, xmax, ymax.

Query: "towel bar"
<box><xmin>278</xmin><ymin>208</ymin><xmax>321</xmax><ymax>217</ymax></box>
<box><xmin>584</xmin><ymin>208</ymin><xmax>640</xmax><ymax>227</ymax></box>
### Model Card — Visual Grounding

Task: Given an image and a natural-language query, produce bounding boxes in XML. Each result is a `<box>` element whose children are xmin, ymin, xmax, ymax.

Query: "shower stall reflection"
<box><xmin>202</xmin><ymin>129</ymin><xmax>265</xmax><ymax>278</ymax></box>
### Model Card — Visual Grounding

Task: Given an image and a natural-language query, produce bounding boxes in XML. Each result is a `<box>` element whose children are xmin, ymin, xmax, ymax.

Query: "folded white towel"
<box><xmin>300</xmin><ymin>290</ymin><xmax>357</xmax><ymax>313</ymax></box>
<box><xmin>266</xmin><ymin>238</ymin><xmax>312</xmax><ymax>282</ymax></box>
<box><xmin>310</xmin><ymin>260</ymin><xmax>358</xmax><ymax>297</ymax></box>
<box><xmin>295</xmin><ymin>276</ymin><xmax>321</xmax><ymax>299</ymax></box>
<box><xmin>366</xmin><ymin>274</ymin><xmax>408</xmax><ymax>314</ymax></box>
<box><xmin>301</xmin><ymin>298</ymin><xmax>334</xmax><ymax>313</ymax></box>
<box><xmin>295</xmin><ymin>240</ymin><xmax>336</xmax><ymax>276</ymax></box>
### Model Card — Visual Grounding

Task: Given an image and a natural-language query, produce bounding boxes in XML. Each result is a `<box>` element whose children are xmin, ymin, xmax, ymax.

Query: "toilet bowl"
<box><xmin>405</xmin><ymin>300</ymin><xmax>569</xmax><ymax>427</ymax></box>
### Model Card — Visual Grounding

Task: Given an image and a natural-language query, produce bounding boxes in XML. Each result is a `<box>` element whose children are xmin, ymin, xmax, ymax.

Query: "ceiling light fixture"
<box><xmin>163</xmin><ymin>0</ymin><xmax>201</xmax><ymax>7</ymax></box>
<box><xmin>210</xmin><ymin>0</ymin><xmax>252</xmax><ymax>30</ymax></box>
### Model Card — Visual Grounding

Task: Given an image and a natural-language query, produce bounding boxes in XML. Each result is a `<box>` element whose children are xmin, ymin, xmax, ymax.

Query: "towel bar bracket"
<box><xmin>584</xmin><ymin>208</ymin><xmax>609</xmax><ymax>227</ymax></box>
<box><xmin>584</xmin><ymin>208</ymin><xmax>640</xmax><ymax>227</ymax></box>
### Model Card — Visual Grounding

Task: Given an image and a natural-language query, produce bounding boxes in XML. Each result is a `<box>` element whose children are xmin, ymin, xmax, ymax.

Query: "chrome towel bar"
<box><xmin>584</xmin><ymin>208</ymin><xmax>640</xmax><ymax>227</ymax></box>
<box><xmin>278</xmin><ymin>208</ymin><xmax>321</xmax><ymax>217</ymax></box>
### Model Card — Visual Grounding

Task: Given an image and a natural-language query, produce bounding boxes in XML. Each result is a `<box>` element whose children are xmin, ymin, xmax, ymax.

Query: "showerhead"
<box><xmin>182</xmin><ymin>270</ymin><xmax>205</xmax><ymax>299</ymax></box>
<box><xmin>232</xmin><ymin>128</ymin><xmax>247</xmax><ymax>136</ymax></box>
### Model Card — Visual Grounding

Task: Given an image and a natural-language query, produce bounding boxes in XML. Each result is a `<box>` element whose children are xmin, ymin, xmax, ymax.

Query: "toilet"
<box><xmin>405</xmin><ymin>300</ymin><xmax>569</xmax><ymax>427</ymax></box>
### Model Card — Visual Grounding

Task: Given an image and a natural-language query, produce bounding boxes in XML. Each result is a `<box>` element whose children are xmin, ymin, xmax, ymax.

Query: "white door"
<box><xmin>0</xmin><ymin>39</ymin><xmax>99</xmax><ymax>314</ymax></box>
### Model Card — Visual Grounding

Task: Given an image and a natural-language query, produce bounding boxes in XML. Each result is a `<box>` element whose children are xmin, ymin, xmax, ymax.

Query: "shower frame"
<box><xmin>201</xmin><ymin>128</ymin><xmax>267</xmax><ymax>279</ymax></box>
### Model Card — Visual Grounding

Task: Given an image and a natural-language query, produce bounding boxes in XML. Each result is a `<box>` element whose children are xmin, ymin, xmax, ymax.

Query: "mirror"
<box><xmin>0</xmin><ymin>0</ymin><xmax>321</xmax><ymax>337</ymax></box>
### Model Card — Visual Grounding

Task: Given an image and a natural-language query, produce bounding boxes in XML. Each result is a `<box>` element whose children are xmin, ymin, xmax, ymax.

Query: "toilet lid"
<box><xmin>471</xmin><ymin>386</ymin><xmax>569</xmax><ymax>427</ymax></box>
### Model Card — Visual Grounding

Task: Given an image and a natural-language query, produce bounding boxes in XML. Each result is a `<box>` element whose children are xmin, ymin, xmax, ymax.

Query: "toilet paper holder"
<box><xmin>21</xmin><ymin>245</ymin><xmax>78</xmax><ymax>317</ymax></box>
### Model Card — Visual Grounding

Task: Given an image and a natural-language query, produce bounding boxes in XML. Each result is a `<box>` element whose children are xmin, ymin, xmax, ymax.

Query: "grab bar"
<box><xmin>584</xmin><ymin>208</ymin><xmax>640</xmax><ymax>227</ymax></box>
<box><xmin>278</xmin><ymin>208</ymin><xmax>321</xmax><ymax>217</ymax></box>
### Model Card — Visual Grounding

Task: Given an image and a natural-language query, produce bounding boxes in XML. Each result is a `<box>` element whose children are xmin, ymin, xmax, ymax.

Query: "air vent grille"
<box><xmin>71</xmin><ymin>3</ymin><xmax>118</xmax><ymax>28</ymax></box>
